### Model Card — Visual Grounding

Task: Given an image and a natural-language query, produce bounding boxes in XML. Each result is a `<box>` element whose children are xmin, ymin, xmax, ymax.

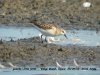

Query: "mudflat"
<box><xmin>0</xmin><ymin>37</ymin><xmax>100</xmax><ymax>67</ymax></box>
<box><xmin>0</xmin><ymin>0</ymin><xmax>100</xmax><ymax>68</ymax></box>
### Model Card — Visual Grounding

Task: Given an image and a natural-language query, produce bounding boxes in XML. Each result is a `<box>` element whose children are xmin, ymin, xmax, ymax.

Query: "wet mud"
<box><xmin>0</xmin><ymin>37</ymin><xmax>100</xmax><ymax>67</ymax></box>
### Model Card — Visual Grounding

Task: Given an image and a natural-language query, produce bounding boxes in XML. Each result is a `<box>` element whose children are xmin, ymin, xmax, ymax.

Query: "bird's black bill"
<box><xmin>64</xmin><ymin>34</ymin><xmax>68</xmax><ymax>39</ymax></box>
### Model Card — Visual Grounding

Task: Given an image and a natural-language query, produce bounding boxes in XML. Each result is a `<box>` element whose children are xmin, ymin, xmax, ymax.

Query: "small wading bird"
<box><xmin>30</xmin><ymin>20</ymin><xmax>68</xmax><ymax>42</ymax></box>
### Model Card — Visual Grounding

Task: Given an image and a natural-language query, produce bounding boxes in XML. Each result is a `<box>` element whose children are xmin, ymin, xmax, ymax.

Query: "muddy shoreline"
<box><xmin>0</xmin><ymin>37</ymin><xmax>100</xmax><ymax>67</ymax></box>
<box><xmin>0</xmin><ymin>0</ymin><xmax>100</xmax><ymax>30</ymax></box>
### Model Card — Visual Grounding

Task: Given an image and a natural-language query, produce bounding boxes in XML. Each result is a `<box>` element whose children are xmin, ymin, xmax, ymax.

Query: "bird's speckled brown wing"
<box><xmin>30</xmin><ymin>20</ymin><xmax>59</xmax><ymax>30</ymax></box>
<box><xmin>37</xmin><ymin>23</ymin><xmax>58</xmax><ymax>30</ymax></box>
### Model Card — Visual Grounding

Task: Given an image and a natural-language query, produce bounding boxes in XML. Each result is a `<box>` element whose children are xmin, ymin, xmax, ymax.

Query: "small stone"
<box><xmin>58</xmin><ymin>48</ymin><xmax>63</xmax><ymax>51</ymax></box>
<box><xmin>83</xmin><ymin>2</ymin><xmax>92</xmax><ymax>8</ymax></box>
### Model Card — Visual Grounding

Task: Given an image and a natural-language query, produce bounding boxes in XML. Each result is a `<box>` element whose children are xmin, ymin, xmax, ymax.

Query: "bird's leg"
<box><xmin>41</xmin><ymin>34</ymin><xmax>44</xmax><ymax>43</ymax></box>
<box><xmin>45</xmin><ymin>36</ymin><xmax>47</xmax><ymax>42</ymax></box>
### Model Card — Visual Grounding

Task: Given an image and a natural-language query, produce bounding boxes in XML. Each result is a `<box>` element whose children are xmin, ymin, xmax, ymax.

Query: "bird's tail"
<box><xmin>30</xmin><ymin>20</ymin><xmax>40</xmax><ymax>26</ymax></box>
<box><xmin>30</xmin><ymin>20</ymin><xmax>43</xmax><ymax>32</ymax></box>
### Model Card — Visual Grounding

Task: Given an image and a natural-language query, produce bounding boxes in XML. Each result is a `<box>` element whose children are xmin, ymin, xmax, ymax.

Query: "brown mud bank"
<box><xmin>0</xmin><ymin>37</ymin><xmax>100</xmax><ymax>67</ymax></box>
<box><xmin>0</xmin><ymin>0</ymin><xmax>100</xmax><ymax>30</ymax></box>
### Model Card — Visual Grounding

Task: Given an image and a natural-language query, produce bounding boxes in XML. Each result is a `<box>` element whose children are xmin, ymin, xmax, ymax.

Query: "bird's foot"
<box><xmin>41</xmin><ymin>40</ymin><xmax>44</xmax><ymax>43</ymax></box>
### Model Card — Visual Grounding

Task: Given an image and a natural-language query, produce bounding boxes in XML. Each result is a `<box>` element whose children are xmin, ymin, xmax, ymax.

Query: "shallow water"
<box><xmin>0</xmin><ymin>26</ymin><xmax>100</xmax><ymax>46</ymax></box>
<box><xmin>0</xmin><ymin>26</ymin><xmax>40</xmax><ymax>41</ymax></box>
<box><xmin>0</xmin><ymin>67</ymin><xmax>100</xmax><ymax>75</ymax></box>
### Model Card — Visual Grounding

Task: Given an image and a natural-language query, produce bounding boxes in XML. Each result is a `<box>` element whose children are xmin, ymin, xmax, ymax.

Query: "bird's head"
<box><xmin>61</xmin><ymin>29</ymin><xmax>68</xmax><ymax>39</ymax></box>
